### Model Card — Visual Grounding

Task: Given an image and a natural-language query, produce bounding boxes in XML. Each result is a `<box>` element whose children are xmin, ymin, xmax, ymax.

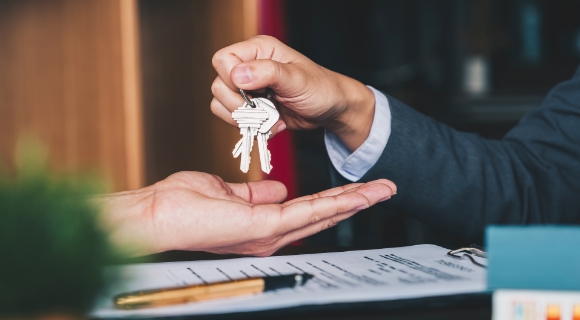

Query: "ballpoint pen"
<box><xmin>114</xmin><ymin>273</ymin><xmax>314</xmax><ymax>309</ymax></box>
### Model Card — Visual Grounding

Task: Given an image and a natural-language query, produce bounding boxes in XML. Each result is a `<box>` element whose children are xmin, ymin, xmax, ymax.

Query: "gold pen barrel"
<box><xmin>114</xmin><ymin>278</ymin><xmax>265</xmax><ymax>309</ymax></box>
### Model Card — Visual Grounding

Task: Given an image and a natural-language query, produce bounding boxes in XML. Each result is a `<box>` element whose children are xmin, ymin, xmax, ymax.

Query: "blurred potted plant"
<box><xmin>0</xmin><ymin>141</ymin><xmax>120</xmax><ymax>319</ymax></box>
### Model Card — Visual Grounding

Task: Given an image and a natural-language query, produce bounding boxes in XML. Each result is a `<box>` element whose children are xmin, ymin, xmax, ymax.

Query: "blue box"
<box><xmin>486</xmin><ymin>226</ymin><xmax>580</xmax><ymax>291</ymax></box>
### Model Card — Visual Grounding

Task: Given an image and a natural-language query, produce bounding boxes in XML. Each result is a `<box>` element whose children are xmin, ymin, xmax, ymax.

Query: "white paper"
<box><xmin>91</xmin><ymin>244</ymin><xmax>487</xmax><ymax>317</ymax></box>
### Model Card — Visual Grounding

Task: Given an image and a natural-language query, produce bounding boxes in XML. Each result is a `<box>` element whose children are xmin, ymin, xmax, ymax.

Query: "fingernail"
<box><xmin>277</xmin><ymin>122</ymin><xmax>286</xmax><ymax>133</ymax></box>
<box><xmin>233</xmin><ymin>66</ymin><xmax>252</xmax><ymax>84</ymax></box>
<box><xmin>379</xmin><ymin>196</ymin><xmax>391</xmax><ymax>202</ymax></box>
<box><xmin>354</xmin><ymin>204</ymin><xmax>369</xmax><ymax>210</ymax></box>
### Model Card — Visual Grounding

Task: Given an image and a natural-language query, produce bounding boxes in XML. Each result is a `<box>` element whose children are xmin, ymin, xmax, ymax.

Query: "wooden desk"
<box><xmin>122</xmin><ymin>246</ymin><xmax>492</xmax><ymax>320</ymax></box>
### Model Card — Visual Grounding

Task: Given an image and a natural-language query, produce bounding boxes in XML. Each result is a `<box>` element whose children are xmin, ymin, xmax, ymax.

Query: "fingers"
<box><xmin>210</xmin><ymin>76</ymin><xmax>242</xmax><ymax>127</ymax></box>
<box><xmin>270</xmin><ymin>120</ymin><xmax>286</xmax><ymax>136</ymax></box>
<box><xmin>206</xmin><ymin>180</ymin><xmax>396</xmax><ymax>257</ymax></box>
<box><xmin>210</xmin><ymin>98</ymin><xmax>237</xmax><ymax>127</ymax></box>
<box><xmin>211</xmin><ymin>76</ymin><xmax>245</xmax><ymax>113</ymax></box>
<box><xmin>212</xmin><ymin>36</ymin><xmax>326</xmax><ymax>133</ymax></box>
<box><xmin>275</xmin><ymin>210</ymin><xmax>358</xmax><ymax>251</ymax></box>
<box><xmin>239</xmin><ymin>181</ymin><xmax>394</xmax><ymax>256</ymax></box>
<box><xmin>227</xmin><ymin>180</ymin><xmax>288</xmax><ymax>204</ymax></box>
<box><xmin>230</xmin><ymin>59</ymin><xmax>305</xmax><ymax>96</ymax></box>
<box><xmin>211</xmin><ymin>75</ymin><xmax>288</xmax><ymax>135</ymax></box>
<box><xmin>375</xmin><ymin>179</ymin><xmax>397</xmax><ymax>195</ymax></box>
<box><xmin>282</xmin><ymin>179</ymin><xmax>394</xmax><ymax>206</ymax></box>
<box><xmin>251</xmin><ymin>181</ymin><xmax>394</xmax><ymax>256</ymax></box>
<box><xmin>283</xmin><ymin>183</ymin><xmax>365</xmax><ymax>206</ymax></box>
<box><xmin>212</xmin><ymin>35</ymin><xmax>291</xmax><ymax>92</ymax></box>
<box><xmin>274</xmin><ymin>181</ymin><xmax>394</xmax><ymax>233</ymax></box>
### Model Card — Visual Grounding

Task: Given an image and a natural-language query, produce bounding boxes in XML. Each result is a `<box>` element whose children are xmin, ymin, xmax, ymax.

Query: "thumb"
<box><xmin>227</xmin><ymin>180</ymin><xmax>288</xmax><ymax>204</ymax></box>
<box><xmin>230</xmin><ymin>60</ymin><xmax>300</xmax><ymax>95</ymax></box>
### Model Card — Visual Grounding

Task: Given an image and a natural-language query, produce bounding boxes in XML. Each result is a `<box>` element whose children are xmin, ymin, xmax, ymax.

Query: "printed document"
<box><xmin>92</xmin><ymin>244</ymin><xmax>487</xmax><ymax>317</ymax></box>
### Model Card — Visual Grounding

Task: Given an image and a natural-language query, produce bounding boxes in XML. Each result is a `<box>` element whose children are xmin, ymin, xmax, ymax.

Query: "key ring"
<box><xmin>239</xmin><ymin>89</ymin><xmax>256</xmax><ymax>108</ymax></box>
<box><xmin>266</xmin><ymin>88</ymin><xmax>273</xmax><ymax>101</ymax></box>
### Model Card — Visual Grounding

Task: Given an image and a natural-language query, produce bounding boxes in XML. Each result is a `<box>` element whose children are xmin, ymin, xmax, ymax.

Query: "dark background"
<box><xmin>286</xmin><ymin>0</ymin><xmax>580</xmax><ymax>249</ymax></box>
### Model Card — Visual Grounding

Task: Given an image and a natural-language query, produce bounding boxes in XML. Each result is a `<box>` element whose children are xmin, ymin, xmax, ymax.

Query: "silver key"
<box><xmin>254</xmin><ymin>98</ymin><xmax>280</xmax><ymax>174</ymax></box>
<box><xmin>232</xmin><ymin>101</ymin><xmax>269</xmax><ymax>173</ymax></box>
<box><xmin>257</xmin><ymin>131</ymin><xmax>272</xmax><ymax>173</ymax></box>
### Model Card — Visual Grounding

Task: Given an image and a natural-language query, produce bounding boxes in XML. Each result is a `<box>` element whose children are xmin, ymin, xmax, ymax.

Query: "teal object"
<box><xmin>486</xmin><ymin>226</ymin><xmax>580</xmax><ymax>291</ymax></box>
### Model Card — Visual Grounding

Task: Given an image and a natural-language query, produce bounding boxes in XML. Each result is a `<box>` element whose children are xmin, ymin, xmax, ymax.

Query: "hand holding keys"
<box><xmin>232</xmin><ymin>89</ymin><xmax>280</xmax><ymax>174</ymax></box>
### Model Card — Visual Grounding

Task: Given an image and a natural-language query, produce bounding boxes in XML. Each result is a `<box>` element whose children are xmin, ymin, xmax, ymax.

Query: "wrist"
<box><xmin>95</xmin><ymin>187</ymin><xmax>157</xmax><ymax>256</ymax></box>
<box><xmin>326</xmin><ymin>74</ymin><xmax>375</xmax><ymax>151</ymax></box>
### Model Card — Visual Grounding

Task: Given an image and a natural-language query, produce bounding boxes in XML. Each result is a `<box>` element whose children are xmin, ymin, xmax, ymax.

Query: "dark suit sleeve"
<box><xmin>337</xmin><ymin>66</ymin><xmax>580</xmax><ymax>242</ymax></box>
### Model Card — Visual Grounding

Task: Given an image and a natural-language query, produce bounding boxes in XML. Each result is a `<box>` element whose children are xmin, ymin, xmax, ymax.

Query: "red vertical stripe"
<box><xmin>258</xmin><ymin>0</ymin><xmax>298</xmax><ymax>201</ymax></box>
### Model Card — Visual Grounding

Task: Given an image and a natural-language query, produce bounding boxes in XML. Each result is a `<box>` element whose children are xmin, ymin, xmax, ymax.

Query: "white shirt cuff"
<box><xmin>324</xmin><ymin>86</ymin><xmax>392</xmax><ymax>182</ymax></box>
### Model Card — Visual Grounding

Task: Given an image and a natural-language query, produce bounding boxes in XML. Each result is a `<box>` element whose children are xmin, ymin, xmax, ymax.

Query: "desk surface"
<box><xmin>121</xmin><ymin>246</ymin><xmax>492</xmax><ymax>320</ymax></box>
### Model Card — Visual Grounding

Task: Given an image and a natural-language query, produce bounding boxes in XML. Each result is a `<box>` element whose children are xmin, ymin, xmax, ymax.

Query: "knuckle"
<box><xmin>210</xmin><ymin>99</ymin><xmax>223</xmax><ymax>115</ymax></box>
<box><xmin>210</xmin><ymin>78</ymin><xmax>220</xmax><ymax>95</ymax></box>
<box><xmin>322</xmin><ymin>219</ymin><xmax>338</xmax><ymax>231</ymax></box>
<box><xmin>211</xmin><ymin>50</ymin><xmax>226</xmax><ymax>68</ymax></box>
<box><xmin>309</xmin><ymin>214</ymin><xmax>322</xmax><ymax>225</ymax></box>
<box><xmin>212</xmin><ymin>48</ymin><xmax>238</xmax><ymax>69</ymax></box>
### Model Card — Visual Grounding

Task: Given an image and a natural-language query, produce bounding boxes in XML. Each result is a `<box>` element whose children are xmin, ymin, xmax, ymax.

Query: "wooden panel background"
<box><xmin>0</xmin><ymin>0</ymin><xmax>258</xmax><ymax>191</ymax></box>
<box><xmin>139</xmin><ymin>0</ymin><xmax>260</xmax><ymax>185</ymax></box>
<box><xmin>0</xmin><ymin>0</ymin><xmax>144</xmax><ymax>191</ymax></box>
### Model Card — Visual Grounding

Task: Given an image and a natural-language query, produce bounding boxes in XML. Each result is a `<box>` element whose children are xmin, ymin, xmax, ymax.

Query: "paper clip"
<box><xmin>447</xmin><ymin>244</ymin><xmax>487</xmax><ymax>269</ymax></box>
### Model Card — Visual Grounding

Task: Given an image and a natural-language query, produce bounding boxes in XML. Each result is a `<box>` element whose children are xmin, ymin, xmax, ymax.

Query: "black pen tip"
<box><xmin>299</xmin><ymin>273</ymin><xmax>314</xmax><ymax>285</ymax></box>
<box><xmin>264</xmin><ymin>273</ymin><xmax>314</xmax><ymax>291</ymax></box>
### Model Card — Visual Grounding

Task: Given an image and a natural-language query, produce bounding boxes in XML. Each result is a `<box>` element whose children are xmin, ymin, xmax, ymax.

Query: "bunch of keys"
<box><xmin>232</xmin><ymin>89</ymin><xmax>280</xmax><ymax>174</ymax></box>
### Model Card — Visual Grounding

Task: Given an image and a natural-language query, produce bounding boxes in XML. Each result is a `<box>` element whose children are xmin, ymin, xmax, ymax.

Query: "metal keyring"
<box><xmin>239</xmin><ymin>89</ymin><xmax>256</xmax><ymax>108</ymax></box>
<box><xmin>266</xmin><ymin>88</ymin><xmax>273</xmax><ymax>101</ymax></box>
